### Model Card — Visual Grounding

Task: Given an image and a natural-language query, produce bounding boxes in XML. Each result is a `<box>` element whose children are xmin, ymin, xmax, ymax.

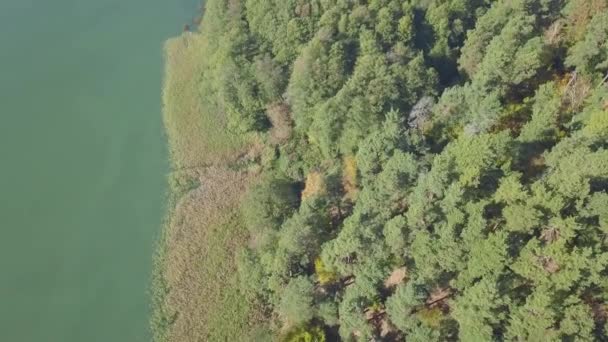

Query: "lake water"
<box><xmin>0</xmin><ymin>1</ymin><xmax>198</xmax><ymax>341</ymax></box>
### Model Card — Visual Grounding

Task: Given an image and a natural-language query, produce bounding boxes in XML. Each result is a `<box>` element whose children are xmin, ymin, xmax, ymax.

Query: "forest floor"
<box><xmin>151</xmin><ymin>32</ymin><xmax>262</xmax><ymax>342</ymax></box>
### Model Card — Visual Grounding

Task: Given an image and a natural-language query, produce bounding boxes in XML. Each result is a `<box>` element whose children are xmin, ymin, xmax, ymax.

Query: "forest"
<box><xmin>153</xmin><ymin>0</ymin><xmax>608</xmax><ymax>341</ymax></box>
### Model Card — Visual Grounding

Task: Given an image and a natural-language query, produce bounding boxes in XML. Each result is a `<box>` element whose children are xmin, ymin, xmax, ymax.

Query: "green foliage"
<box><xmin>279</xmin><ymin>276</ymin><xmax>315</xmax><ymax>326</ymax></box>
<box><xmin>242</xmin><ymin>175</ymin><xmax>300</xmax><ymax>245</ymax></box>
<box><xmin>165</xmin><ymin>0</ymin><xmax>608</xmax><ymax>340</ymax></box>
<box><xmin>337</xmin><ymin>286</ymin><xmax>376</xmax><ymax>340</ymax></box>
<box><xmin>559</xmin><ymin>302</ymin><xmax>596</xmax><ymax>341</ymax></box>
<box><xmin>503</xmin><ymin>203</ymin><xmax>542</xmax><ymax>232</ymax></box>
<box><xmin>458</xmin><ymin>1</ymin><xmax>513</xmax><ymax>77</ymax></box>
<box><xmin>317</xmin><ymin>300</ymin><xmax>339</xmax><ymax>326</ymax></box>
<box><xmin>314</xmin><ymin>257</ymin><xmax>337</xmax><ymax>285</ymax></box>
<box><xmin>283</xmin><ymin>325</ymin><xmax>326</xmax><ymax>342</ymax></box>
<box><xmin>451</xmin><ymin>278</ymin><xmax>505</xmax><ymax>341</ymax></box>
<box><xmin>505</xmin><ymin>291</ymin><xmax>558</xmax><ymax>341</ymax></box>
<box><xmin>383</xmin><ymin>215</ymin><xmax>408</xmax><ymax>257</ymax></box>
<box><xmin>566</xmin><ymin>11</ymin><xmax>608</xmax><ymax>78</ymax></box>
<box><xmin>518</xmin><ymin>82</ymin><xmax>563</xmax><ymax>143</ymax></box>
<box><xmin>386</xmin><ymin>281</ymin><xmax>443</xmax><ymax>340</ymax></box>
<box><xmin>472</xmin><ymin>14</ymin><xmax>547</xmax><ymax>94</ymax></box>
<box><xmin>287</xmin><ymin>38</ymin><xmax>348</xmax><ymax>130</ymax></box>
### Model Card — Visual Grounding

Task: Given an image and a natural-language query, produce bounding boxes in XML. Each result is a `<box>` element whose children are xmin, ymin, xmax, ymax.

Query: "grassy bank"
<box><xmin>151</xmin><ymin>32</ymin><xmax>260</xmax><ymax>342</ymax></box>
<box><xmin>162</xmin><ymin>33</ymin><xmax>248</xmax><ymax>169</ymax></box>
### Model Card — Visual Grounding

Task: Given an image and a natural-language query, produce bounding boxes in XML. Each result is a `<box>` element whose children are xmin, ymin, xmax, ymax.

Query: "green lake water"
<box><xmin>0</xmin><ymin>1</ymin><xmax>198</xmax><ymax>341</ymax></box>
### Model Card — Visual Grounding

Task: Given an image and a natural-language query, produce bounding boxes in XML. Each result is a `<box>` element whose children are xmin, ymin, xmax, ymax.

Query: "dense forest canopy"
<box><xmin>155</xmin><ymin>0</ymin><xmax>608</xmax><ymax>341</ymax></box>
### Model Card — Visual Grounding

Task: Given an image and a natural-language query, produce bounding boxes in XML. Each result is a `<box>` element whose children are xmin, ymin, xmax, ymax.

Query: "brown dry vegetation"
<box><xmin>564</xmin><ymin>0</ymin><xmax>608</xmax><ymax>41</ymax></box>
<box><xmin>153</xmin><ymin>165</ymin><xmax>264</xmax><ymax>341</ymax></box>
<box><xmin>160</xmin><ymin>166</ymin><xmax>257</xmax><ymax>341</ymax></box>
<box><xmin>267</xmin><ymin>102</ymin><xmax>293</xmax><ymax>144</ymax></box>
<box><xmin>301</xmin><ymin>171</ymin><xmax>326</xmax><ymax>200</ymax></box>
<box><xmin>384</xmin><ymin>267</ymin><xmax>407</xmax><ymax>289</ymax></box>
<box><xmin>342</xmin><ymin>155</ymin><xmax>359</xmax><ymax>200</ymax></box>
<box><xmin>557</xmin><ymin>72</ymin><xmax>593</xmax><ymax>111</ymax></box>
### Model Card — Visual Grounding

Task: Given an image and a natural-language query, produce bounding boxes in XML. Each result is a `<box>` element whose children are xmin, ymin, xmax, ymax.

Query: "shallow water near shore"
<box><xmin>0</xmin><ymin>1</ymin><xmax>198</xmax><ymax>341</ymax></box>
